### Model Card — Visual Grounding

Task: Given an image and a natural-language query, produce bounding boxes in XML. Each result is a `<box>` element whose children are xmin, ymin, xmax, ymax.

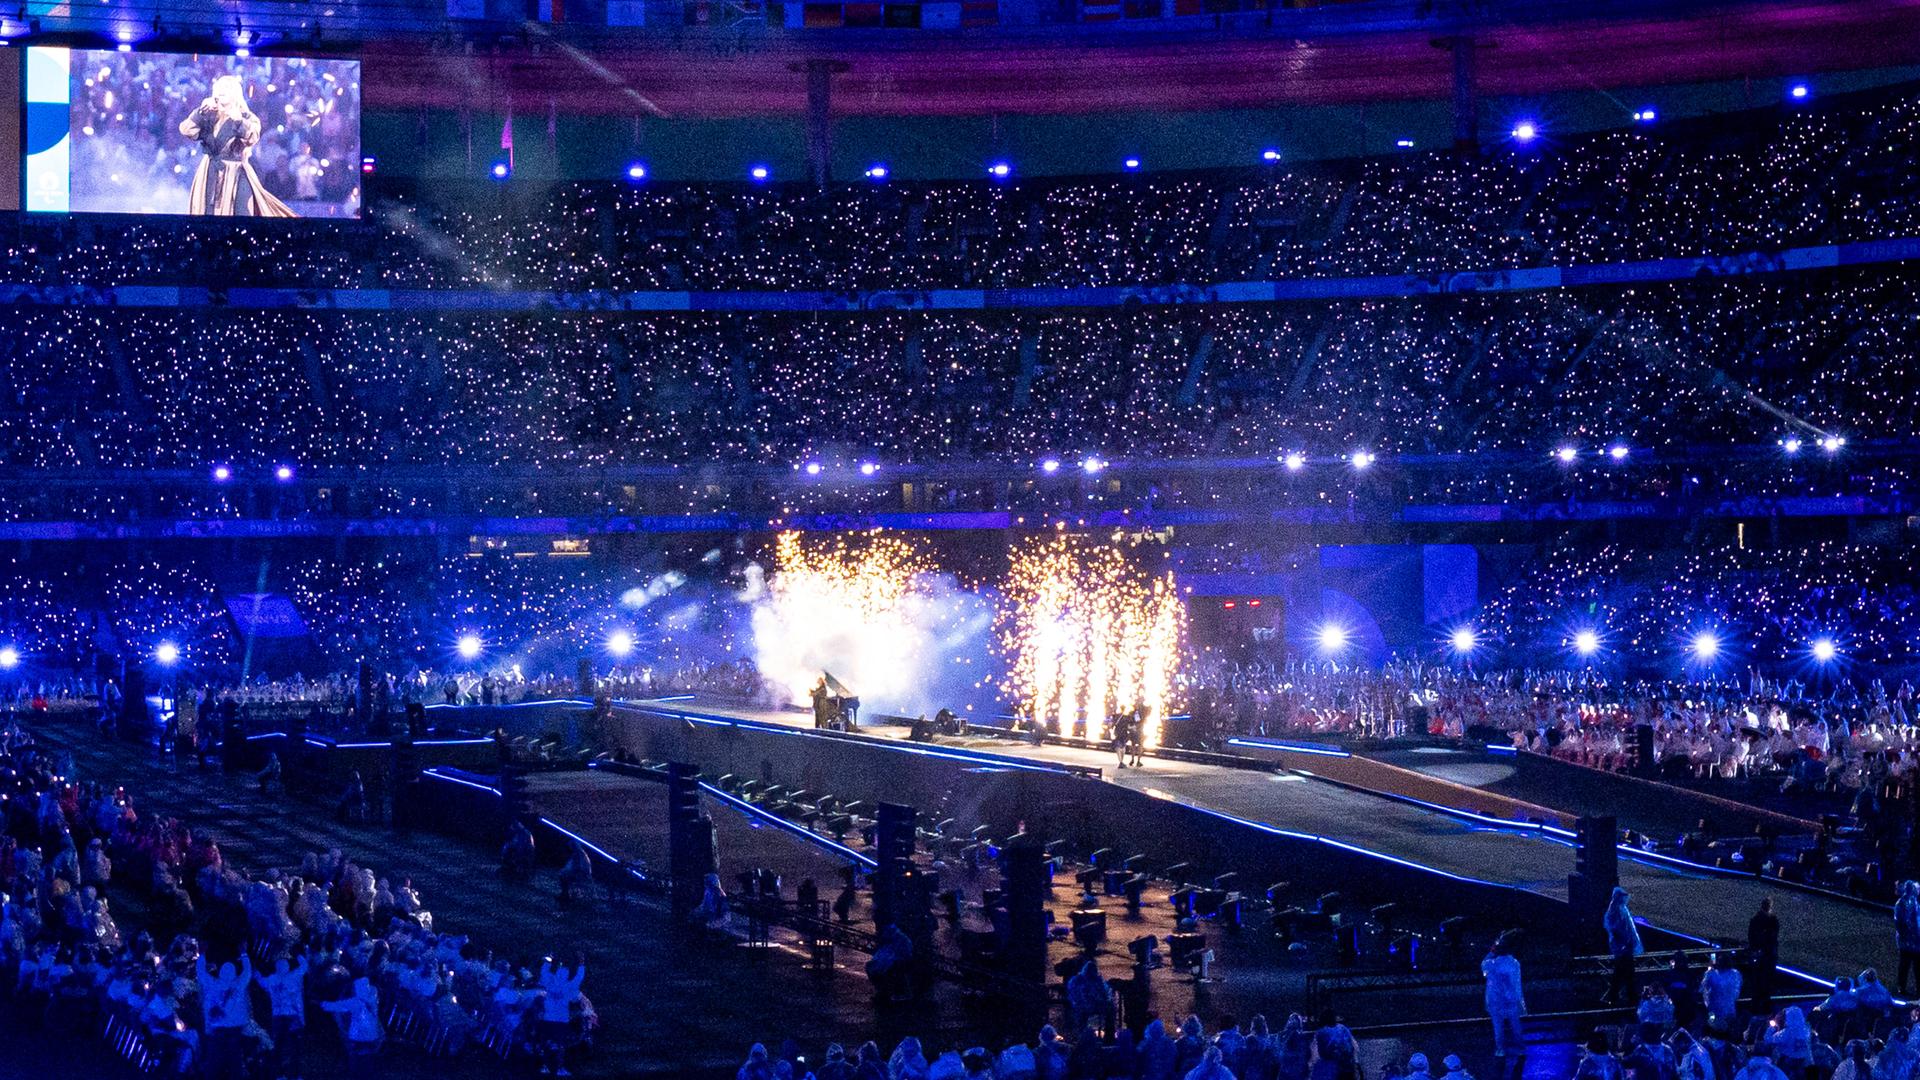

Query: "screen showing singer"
<box><xmin>25</xmin><ymin>47</ymin><xmax>361</xmax><ymax>218</ymax></box>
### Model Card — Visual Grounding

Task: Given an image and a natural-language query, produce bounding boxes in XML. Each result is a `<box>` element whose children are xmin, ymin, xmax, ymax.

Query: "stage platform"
<box><xmin>615</xmin><ymin>698</ymin><xmax>1890</xmax><ymax>986</ymax></box>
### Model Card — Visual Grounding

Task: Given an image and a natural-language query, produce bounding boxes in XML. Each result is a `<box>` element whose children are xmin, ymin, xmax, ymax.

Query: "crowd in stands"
<box><xmin>0</xmin><ymin>718</ymin><xmax>596</xmax><ymax>1076</ymax></box>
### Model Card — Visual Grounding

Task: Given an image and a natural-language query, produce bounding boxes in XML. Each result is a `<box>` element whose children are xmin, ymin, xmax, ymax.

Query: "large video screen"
<box><xmin>25</xmin><ymin>48</ymin><xmax>361</xmax><ymax>218</ymax></box>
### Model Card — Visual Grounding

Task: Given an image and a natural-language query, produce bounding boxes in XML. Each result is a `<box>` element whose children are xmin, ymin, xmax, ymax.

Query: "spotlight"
<box><xmin>864</xmin><ymin>164</ymin><xmax>888</xmax><ymax>180</ymax></box>
<box><xmin>859</xmin><ymin>462</ymin><xmax>879</xmax><ymax>476</ymax></box>
<box><xmin>1314</xmin><ymin>624</ymin><xmax>1350</xmax><ymax>655</ymax></box>
<box><xmin>1122</xmin><ymin>157</ymin><xmax>1141</xmax><ymax>171</ymax></box>
<box><xmin>211</xmin><ymin>465</ymin><xmax>232</xmax><ymax>483</ymax></box>
<box><xmin>1690</xmin><ymin>632</ymin><xmax>1720</xmax><ymax>660</ymax></box>
<box><xmin>1790</xmin><ymin>83</ymin><xmax>1810</xmax><ymax>100</ymax></box>
<box><xmin>155</xmin><ymin>642</ymin><xmax>180</xmax><ymax>666</ymax></box>
<box><xmin>803</xmin><ymin>462</ymin><xmax>823</xmax><ymax>476</ymax></box>
<box><xmin>1781</xmin><ymin>437</ymin><xmax>1802</xmax><ymax>455</ymax></box>
<box><xmin>456</xmin><ymin>634</ymin><xmax>483</xmax><ymax>660</ymax></box>
<box><xmin>625</xmin><ymin>162</ymin><xmax>648</xmax><ymax>181</ymax></box>
<box><xmin>1811</xmin><ymin>637</ymin><xmax>1837</xmax><ymax>663</ymax></box>
<box><xmin>1282</xmin><ymin>452</ymin><xmax>1306</xmax><ymax>472</ymax></box>
<box><xmin>1395</xmin><ymin>138</ymin><xmax>1415</xmax><ymax>149</ymax></box>
<box><xmin>1633</xmin><ymin>108</ymin><xmax>1657</xmax><ymax>123</ymax></box>
<box><xmin>1511</xmin><ymin>120</ymin><xmax>1538</xmax><ymax>143</ymax></box>
<box><xmin>1572</xmin><ymin>629</ymin><xmax>1600</xmax><ymax>657</ymax></box>
<box><xmin>606</xmin><ymin>630</ymin><xmax>635</xmax><ymax>657</ymax></box>
<box><xmin>1081</xmin><ymin>457</ymin><xmax>1106</xmax><ymax>475</ymax></box>
<box><xmin>1449</xmin><ymin>627</ymin><xmax>1477</xmax><ymax>654</ymax></box>
<box><xmin>1820</xmin><ymin>435</ymin><xmax>1845</xmax><ymax>454</ymax></box>
<box><xmin>987</xmin><ymin>162</ymin><xmax>1011</xmax><ymax>179</ymax></box>
<box><xmin>490</xmin><ymin>161</ymin><xmax>510</xmax><ymax>180</ymax></box>
<box><xmin>749</xmin><ymin>165</ymin><xmax>770</xmax><ymax>182</ymax></box>
<box><xmin>234</xmin><ymin>46</ymin><xmax>249</xmax><ymax>58</ymax></box>
<box><xmin>274</xmin><ymin>464</ymin><xmax>294</xmax><ymax>482</ymax></box>
<box><xmin>0</xmin><ymin>646</ymin><xmax>16</xmax><ymax>670</ymax></box>
<box><xmin>1554</xmin><ymin>446</ymin><xmax>1579</xmax><ymax>464</ymax></box>
<box><xmin>1261</xmin><ymin>149</ymin><xmax>1282</xmax><ymax>162</ymax></box>
<box><xmin>1040</xmin><ymin>458</ymin><xmax>1061</xmax><ymax>474</ymax></box>
<box><xmin>1607</xmin><ymin>444</ymin><xmax>1630</xmax><ymax>461</ymax></box>
<box><xmin>1350</xmin><ymin>451</ymin><xmax>1375</xmax><ymax>471</ymax></box>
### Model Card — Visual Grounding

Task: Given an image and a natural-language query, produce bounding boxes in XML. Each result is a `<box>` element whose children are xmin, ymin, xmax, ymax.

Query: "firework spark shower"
<box><xmin>746</xmin><ymin>531</ymin><xmax>996</xmax><ymax>720</ymax></box>
<box><xmin>999</xmin><ymin>534</ymin><xmax>1186</xmax><ymax>746</ymax></box>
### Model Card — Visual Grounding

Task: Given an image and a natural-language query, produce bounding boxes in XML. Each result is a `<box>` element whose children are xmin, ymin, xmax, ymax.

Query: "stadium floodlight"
<box><xmin>0</xmin><ymin>646</ymin><xmax>16</xmax><ymax>670</ymax></box>
<box><xmin>1395</xmin><ymin>139</ymin><xmax>1415</xmax><ymax>149</ymax></box>
<box><xmin>1350</xmin><ymin>451</ymin><xmax>1375</xmax><ymax>471</ymax></box>
<box><xmin>607</xmin><ymin>630</ymin><xmax>635</xmax><ymax>657</ymax></box>
<box><xmin>1634</xmin><ymin>108</ymin><xmax>1657</xmax><ymax>123</ymax></box>
<box><xmin>1123</xmin><ymin>158</ymin><xmax>1141</xmax><ymax>171</ymax></box>
<box><xmin>1314</xmin><ymin>623</ymin><xmax>1350</xmax><ymax>655</ymax></box>
<box><xmin>859</xmin><ymin>462</ymin><xmax>879</xmax><ymax>476</ymax></box>
<box><xmin>1081</xmin><ymin>457</ymin><xmax>1106</xmax><ymax>475</ymax></box>
<box><xmin>1607</xmin><ymin>444</ymin><xmax>1630</xmax><ymax>461</ymax></box>
<box><xmin>1449</xmin><ymin>627</ymin><xmax>1478</xmax><ymax>654</ymax></box>
<box><xmin>1511</xmin><ymin>120</ymin><xmax>1539</xmax><ymax>143</ymax></box>
<box><xmin>274</xmin><ymin>464</ymin><xmax>294</xmax><ymax>482</ymax></box>
<box><xmin>456</xmin><ymin>634</ymin><xmax>482</xmax><ymax>660</ymax></box>
<box><xmin>1790</xmin><ymin>83</ymin><xmax>1810</xmax><ymax>100</ymax></box>
<box><xmin>1282</xmin><ymin>452</ymin><xmax>1307</xmax><ymax>472</ymax></box>
<box><xmin>864</xmin><ymin>164</ymin><xmax>888</xmax><ymax>180</ymax></box>
<box><xmin>749</xmin><ymin>165</ymin><xmax>770</xmax><ymax>182</ymax></box>
<box><xmin>1261</xmin><ymin>149</ymin><xmax>1282</xmax><ymax>162</ymax></box>
<box><xmin>155</xmin><ymin>641</ymin><xmax>180</xmax><ymax>665</ymax></box>
<box><xmin>1782</xmin><ymin>437</ymin><xmax>1802</xmax><ymax>455</ymax></box>
<box><xmin>1554</xmin><ymin>446</ymin><xmax>1579</xmax><ymax>464</ymax></box>
<box><xmin>803</xmin><ymin>462</ymin><xmax>823</xmax><ymax>476</ymax></box>
<box><xmin>211</xmin><ymin>465</ymin><xmax>232</xmax><ymax>482</ymax></box>
<box><xmin>1820</xmin><ymin>435</ymin><xmax>1845</xmax><ymax>453</ymax></box>
<box><xmin>1572</xmin><ymin>629</ymin><xmax>1601</xmax><ymax>657</ymax></box>
<box><xmin>625</xmin><ymin>163</ymin><xmax>648</xmax><ymax>181</ymax></box>
<box><xmin>1040</xmin><ymin>458</ymin><xmax>1061</xmax><ymax>474</ymax></box>
<box><xmin>1690</xmin><ymin>631</ymin><xmax>1720</xmax><ymax>660</ymax></box>
<box><xmin>1811</xmin><ymin>637</ymin><xmax>1837</xmax><ymax>663</ymax></box>
<box><xmin>490</xmin><ymin>161</ymin><xmax>510</xmax><ymax>180</ymax></box>
<box><xmin>987</xmin><ymin>162</ymin><xmax>1012</xmax><ymax>179</ymax></box>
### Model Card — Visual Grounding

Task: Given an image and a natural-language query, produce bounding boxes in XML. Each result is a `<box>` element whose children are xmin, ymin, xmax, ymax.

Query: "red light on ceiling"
<box><xmin>1222</xmin><ymin>601</ymin><xmax>1236</xmax><ymax>609</ymax></box>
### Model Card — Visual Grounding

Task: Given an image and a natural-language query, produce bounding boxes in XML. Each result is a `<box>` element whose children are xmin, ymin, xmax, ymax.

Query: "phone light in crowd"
<box><xmin>749</xmin><ymin>165</ymin><xmax>770</xmax><ymax>182</ymax></box>
<box><xmin>1690</xmin><ymin>631</ymin><xmax>1721</xmax><ymax>661</ymax></box>
<box><xmin>456</xmin><ymin>634</ymin><xmax>483</xmax><ymax>660</ymax></box>
<box><xmin>490</xmin><ymin>161</ymin><xmax>510</xmax><ymax>180</ymax></box>
<box><xmin>864</xmin><ymin>164</ymin><xmax>888</xmax><ymax>181</ymax></box>
<box><xmin>1511</xmin><ymin>120</ymin><xmax>1539</xmax><ymax>143</ymax></box>
<box><xmin>1811</xmin><ymin>637</ymin><xmax>1837</xmax><ymax>664</ymax></box>
<box><xmin>803</xmin><ymin>462</ymin><xmax>823</xmax><ymax>476</ymax></box>
<box><xmin>274</xmin><ymin>464</ymin><xmax>294</xmax><ymax>482</ymax></box>
<box><xmin>1350</xmin><ymin>451</ymin><xmax>1375</xmax><ymax>471</ymax></box>
<box><xmin>988</xmin><ymin>162</ymin><xmax>1012</xmax><ymax>179</ymax></box>
<box><xmin>0</xmin><ymin>646</ymin><xmax>17</xmax><ymax>670</ymax></box>
<box><xmin>1820</xmin><ymin>435</ymin><xmax>1846</xmax><ymax>453</ymax></box>
<box><xmin>625</xmin><ymin>163</ymin><xmax>648</xmax><ymax>181</ymax></box>
<box><xmin>1282</xmin><ymin>452</ymin><xmax>1307</xmax><ymax>472</ymax></box>
<box><xmin>1396</xmin><ymin>139</ymin><xmax>1416</xmax><ymax>149</ymax></box>
<box><xmin>858</xmin><ymin>462</ymin><xmax>879</xmax><ymax>477</ymax></box>
<box><xmin>1261</xmin><ymin>149</ymin><xmax>1282</xmax><ymax>162</ymax></box>
<box><xmin>1607</xmin><ymin>444</ymin><xmax>1630</xmax><ymax>461</ymax></box>
<box><xmin>1040</xmin><ymin>458</ymin><xmax>1061</xmax><ymax>474</ymax></box>
<box><xmin>155</xmin><ymin>642</ymin><xmax>180</xmax><ymax>666</ymax></box>
<box><xmin>1449</xmin><ymin>627</ymin><xmax>1478</xmax><ymax>655</ymax></box>
<box><xmin>1790</xmin><ymin>83</ymin><xmax>1810</xmax><ymax>100</ymax></box>
<box><xmin>1782</xmin><ymin>437</ymin><xmax>1803</xmax><ymax>455</ymax></box>
<box><xmin>1314</xmin><ymin>623</ymin><xmax>1350</xmax><ymax>655</ymax></box>
<box><xmin>211</xmin><ymin>464</ymin><xmax>232</xmax><ymax>483</ymax></box>
<box><xmin>1554</xmin><ymin>446</ymin><xmax>1579</xmax><ymax>464</ymax></box>
<box><xmin>606</xmin><ymin>630</ymin><xmax>635</xmax><ymax>657</ymax></box>
<box><xmin>1572</xmin><ymin>629</ymin><xmax>1601</xmax><ymax>657</ymax></box>
<box><xmin>360</xmin><ymin>157</ymin><xmax>376</xmax><ymax>175</ymax></box>
<box><xmin>1123</xmin><ymin>158</ymin><xmax>1141</xmax><ymax>171</ymax></box>
<box><xmin>1081</xmin><ymin>457</ymin><xmax>1106</xmax><ymax>475</ymax></box>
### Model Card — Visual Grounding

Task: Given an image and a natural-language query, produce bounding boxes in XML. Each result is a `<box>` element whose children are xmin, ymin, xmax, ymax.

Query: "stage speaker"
<box><xmin>668</xmin><ymin>762</ymin><xmax>716</xmax><ymax>922</ymax></box>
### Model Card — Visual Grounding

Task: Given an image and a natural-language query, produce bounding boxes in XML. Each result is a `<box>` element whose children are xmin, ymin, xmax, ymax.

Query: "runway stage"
<box><xmin>608</xmin><ymin>698</ymin><xmax>1891</xmax><ymax>986</ymax></box>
